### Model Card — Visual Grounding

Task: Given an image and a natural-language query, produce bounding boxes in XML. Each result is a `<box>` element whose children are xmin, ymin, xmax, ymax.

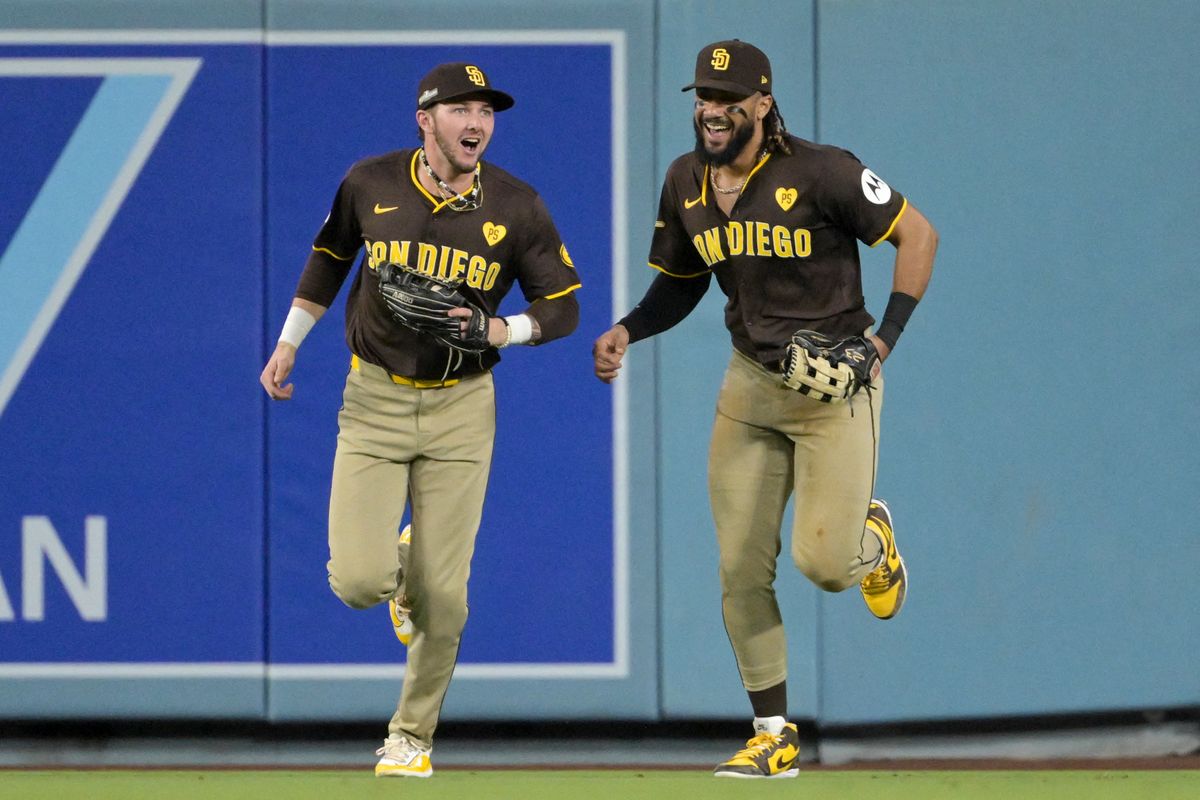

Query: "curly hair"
<box><xmin>763</xmin><ymin>102</ymin><xmax>792</xmax><ymax>156</ymax></box>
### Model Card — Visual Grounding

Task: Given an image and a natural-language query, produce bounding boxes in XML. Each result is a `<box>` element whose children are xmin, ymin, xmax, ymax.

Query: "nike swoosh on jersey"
<box><xmin>683</xmin><ymin>196</ymin><xmax>702</xmax><ymax>209</ymax></box>
<box><xmin>374</xmin><ymin>203</ymin><xmax>399</xmax><ymax>214</ymax></box>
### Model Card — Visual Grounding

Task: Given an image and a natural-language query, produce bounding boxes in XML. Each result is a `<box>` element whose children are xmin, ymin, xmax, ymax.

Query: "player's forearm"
<box><xmin>618</xmin><ymin>271</ymin><xmax>710</xmax><ymax>343</ymax></box>
<box><xmin>291</xmin><ymin>297</ymin><xmax>327</xmax><ymax>322</ymax></box>
<box><xmin>876</xmin><ymin>204</ymin><xmax>937</xmax><ymax>352</ymax></box>
<box><xmin>888</xmin><ymin>204</ymin><xmax>938</xmax><ymax>300</ymax></box>
<box><xmin>523</xmin><ymin>292</ymin><xmax>579</xmax><ymax>345</ymax></box>
<box><xmin>295</xmin><ymin>249</ymin><xmax>356</xmax><ymax>308</ymax></box>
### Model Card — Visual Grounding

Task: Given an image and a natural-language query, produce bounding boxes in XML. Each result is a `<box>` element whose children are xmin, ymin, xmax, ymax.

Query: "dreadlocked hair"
<box><xmin>764</xmin><ymin>103</ymin><xmax>792</xmax><ymax>156</ymax></box>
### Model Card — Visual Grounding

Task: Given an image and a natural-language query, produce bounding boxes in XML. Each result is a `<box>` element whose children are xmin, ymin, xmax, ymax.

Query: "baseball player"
<box><xmin>593</xmin><ymin>40</ymin><xmax>937</xmax><ymax>778</ymax></box>
<box><xmin>260</xmin><ymin>62</ymin><xmax>580</xmax><ymax>778</ymax></box>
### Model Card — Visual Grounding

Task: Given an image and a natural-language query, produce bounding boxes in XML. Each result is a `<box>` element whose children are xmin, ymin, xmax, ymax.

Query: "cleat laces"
<box><xmin>735</xmin><ymin>732</ymin><xmax>780</xmax><ymax>759</ymax></box>
<box><xmin>861</xmin><ymin>561</ymin><xmax>892</xmax><ymax>595</ymax></box>
<box><xmin>376</xmin><ymin>736</ymin><xmax>424</xmax><ymax>764</ymax></box>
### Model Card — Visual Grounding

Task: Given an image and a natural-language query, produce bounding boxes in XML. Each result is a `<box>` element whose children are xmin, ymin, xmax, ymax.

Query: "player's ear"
<box><xmin>416</xmin><ymin>108</ymin><xmax>433</xmax><ymax>135</ymax></box>
<box><xmin>756</xmin><ymin>94</ymin><xmax>773</xmax><ymax>121</ymax></box>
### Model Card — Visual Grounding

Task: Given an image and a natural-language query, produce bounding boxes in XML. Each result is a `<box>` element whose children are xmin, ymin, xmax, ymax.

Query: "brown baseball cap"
<box><xmin>416</xmin><ymin>62</ymin><xmax>514</xmax><ymax>111</ymax></box>
<box><xmin>681</xmin><ymin>40</ymin><xmax>772</xmax><ymax>98</ymax></box>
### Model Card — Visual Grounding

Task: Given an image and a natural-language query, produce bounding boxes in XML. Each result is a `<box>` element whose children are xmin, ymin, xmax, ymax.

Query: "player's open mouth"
<box><xmin>462</xmin><ymin>137</ymin><xmax>481</xmax><ymax>155</ymax></box>
<box><xmin>704</xmin><ymin>119</ymin><xmax>732</xmax><ymax>133</ymax></box>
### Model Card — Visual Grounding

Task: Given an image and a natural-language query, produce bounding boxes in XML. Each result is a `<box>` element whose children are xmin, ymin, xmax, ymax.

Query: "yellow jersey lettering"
<box><xmin>483</xmin><ymin>261</ymin><xmax>501</xmax><ymax>290</ymax></box>
<box><xmin>466</xmin><ymin>255</ymin><xmax>488</xmax><ymax>288</ymax></box>
<box><xmin>448</xmin><ymin>248</ymin><xmax>468</xmax><ymax>284</ymax></box>
<box><xmin>772</xmin><ymin>225</ymin><xmax>793</xmax><ymax>258</ymax></box>
<box><xmin>794</xmin><ymin>228</ymin><xmax>812</xmax><ymax>257</ymax></box>
<box><xmin>754</xmin><ymin>222</ymin><xmax>771</xmax><ymax>257</ymax></box>
<box><xmin>703</xmin><ymin>227</ymin><xmax>725</xmax><ymax>265</ymax></box>
<box><xmin>744</xmin><ymin>222</ymin><xmax>757</xmax><ymax>256</ymax></box>
<box><xmin>370</xmin><ymin>240</ymin><xmax>387</xmax><ymax>268</ymax></box>
<box><xmin>388</xmin><ymin>240</ymin><xmax>405</xmax><ymax>265</ymax></box>
<box><xmin>416</xmin><ymin>243</ymin><xmax>438</xmax><ymax>275</ymax></box>
<box><xmin>726</xmin><ymin>222</ymin><xmax>744</xmax><ymax>255</ymax></box>
<box><xmin>436</xmin><ymin>245</ymin><xmax>453</xmax><ymax>280</ymax></box>
<box><xmin>692</xmin><ymin>233</ymin><xmax>713</xmax><ymax>267</ymax></box>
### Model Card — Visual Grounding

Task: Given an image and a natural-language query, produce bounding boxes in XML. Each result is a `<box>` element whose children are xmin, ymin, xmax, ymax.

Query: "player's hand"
<box><xmin>261</xmin><ymin>342</ymin><xmax>297</xmax><ymax>400</ymax></box>
<box><xmin>592</xmin><ymin>325</ymin><xmax>630</xmax><ymax>383</ymax></box>
<box><xmin>448</xmin><ymin>306</ymin><xmax>507</xmax><ymax>347</ymax></box>
<box><xmin>868</xmin><ymin>334</ymin><xmax>891</xmax><ymax>363</ymax></box>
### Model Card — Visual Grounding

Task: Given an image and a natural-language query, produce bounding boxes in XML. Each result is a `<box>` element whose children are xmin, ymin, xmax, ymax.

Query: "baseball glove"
<box><xmin>780</xmin><ymin>330</ymin><xmax>880</xmax><ymax>402</ymax></box>
<box><xmin>376</xmin><ymin>262</ymin><xmax>490</xmax><ymax>353</ymax></box>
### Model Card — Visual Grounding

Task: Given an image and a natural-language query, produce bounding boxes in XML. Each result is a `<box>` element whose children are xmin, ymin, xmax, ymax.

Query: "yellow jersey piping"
<box><xmin>649</xmin><ymin>261</ymin><xmax>710</xmax><ymax>278</ymax></box>
<box><xmin>743</xmin><ymin>152</ymin><xmax>772</xmax><ymax>188</ymax></box>
<box><xmin>870</xmin><ymin>197</ymin><xmax>908</xmax><ymax>247</ymax></box>
<box><xmin>312</xmin><ymin>246</ymin><xmax>355</xmax><ymax>261</ymax></box>
<box><xmin>409</xmin><ymin>149</ymin><xmax>453</xmax><ymax>213</ymax></box>
<box><xmin>541</xmin><ymin>283</ymin><xmax>582</xmax><ymax>301</ymax></box>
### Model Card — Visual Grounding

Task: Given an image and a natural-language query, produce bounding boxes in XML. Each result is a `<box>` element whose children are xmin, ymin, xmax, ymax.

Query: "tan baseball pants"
<box><xmin>708</xmin><ymin>349</ymin><xmax>884</xmax><ymax>691</ymax></box>
<box><xmin>326</xmin><ymin>356</ymin><xmax>495</xmax><ymax>748</ymax></box>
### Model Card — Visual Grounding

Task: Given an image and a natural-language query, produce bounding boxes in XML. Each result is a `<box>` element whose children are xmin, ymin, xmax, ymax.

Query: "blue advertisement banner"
<box><xmin>0</xmin><ymin>44</ymin><xmax>264</xmax><ymax>665</ymax></box>
<box><xmin>0</xmin><ymin>37</ymin><xmax>619</xmax><ymax>684</ymax></box>
<box><xmin>264</xmin><ymin>41</ymin><xmax>617</xmax><ymax>670</ymax></box>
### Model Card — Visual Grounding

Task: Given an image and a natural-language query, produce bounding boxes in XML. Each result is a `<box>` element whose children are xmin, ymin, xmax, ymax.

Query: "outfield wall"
<box><xmin>1</xmin><ymin>1</ymin><xmax>1196</xmax><ymax>726</ymax></box>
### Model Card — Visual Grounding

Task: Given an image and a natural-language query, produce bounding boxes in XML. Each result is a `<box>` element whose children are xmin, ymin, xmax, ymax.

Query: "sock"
<box><xmin>748</xmin><ymin>681</ymin><xmax>787</xmax><ymax>719</ymax></box>
<box><xmin>753</xmin><ymin>715</ymin><xmax>787</xmax><ymax>736</ymax></box>
<box><xmin>862</xmin><ymin>523</ymin><xmax>884</xmax><ymax>568</ymax></box>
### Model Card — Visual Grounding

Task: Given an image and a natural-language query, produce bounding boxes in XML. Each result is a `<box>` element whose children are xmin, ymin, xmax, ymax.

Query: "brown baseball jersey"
<box><xmin>648</xmin><ymin>133</ymin><xmax>906</xmax><ymax>367</ymax></box>
<box><xmin>294</xmin><ymin>148</ymin><xmax>581</xmax><ymax>381</ymax></box>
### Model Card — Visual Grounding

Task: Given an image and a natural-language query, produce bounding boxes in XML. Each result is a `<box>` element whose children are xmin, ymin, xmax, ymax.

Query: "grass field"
<box><xmin>2</xmin><ymin>769</ymin><xmax>1198</xmax><ymax>800</ymax></box>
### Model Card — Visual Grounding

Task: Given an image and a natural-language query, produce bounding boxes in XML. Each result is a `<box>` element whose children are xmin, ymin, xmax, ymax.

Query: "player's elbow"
<box><xmin>529</xmin><ymin>292</ymin><xmax>580</xmax><ymax>344</ymax></box>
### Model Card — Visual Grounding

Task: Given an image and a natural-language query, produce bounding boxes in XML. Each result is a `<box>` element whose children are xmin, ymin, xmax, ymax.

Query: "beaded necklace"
<box><xmin>419</xmin><ymin>148</ymin><xmax>482</xmax><ymax>211</ymax></box>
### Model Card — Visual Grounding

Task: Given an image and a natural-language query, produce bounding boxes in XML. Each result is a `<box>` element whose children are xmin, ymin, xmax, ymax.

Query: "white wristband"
<box><xmin>278</xmin><ymin>306</ymin><xmax>316</xmax><ymax>349</ymax></box>
<box><xmin>503</xmin><ymin>313</ymin><xmax>534</xmax><ymax>345</ymax></box>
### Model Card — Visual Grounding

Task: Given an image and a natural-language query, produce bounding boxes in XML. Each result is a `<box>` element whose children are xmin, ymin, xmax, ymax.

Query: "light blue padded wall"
<box><xmin>814</xmin><ymin>0</ymin><xmax>1200</xmax><ymax>722</ymax></box>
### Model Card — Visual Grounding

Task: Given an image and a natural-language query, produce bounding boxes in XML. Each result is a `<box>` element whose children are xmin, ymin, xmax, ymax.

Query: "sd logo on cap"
<box><xmin>416</xmin><ymin>62</ymin><xmax>515</xmax><ymax>111</ymax></box>
<box><xmin>682</xmin><ymin>39</ymin><xmax>772</xmax><ymax>99</ymax></box>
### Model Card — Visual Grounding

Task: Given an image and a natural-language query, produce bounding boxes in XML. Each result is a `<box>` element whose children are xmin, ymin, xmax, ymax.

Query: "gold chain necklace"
<box><xmin>709</xmin><ymin>149</ymin><xmax>769</xmax><ymax>196</ymax></box>
<box><xmin>419</xmin><ymin>148</ymin><xmax>482</xmax><ymax>211</ymax></box>
<box><xmin>710</xmin><ymin>169</ymin><xmax>745</xmax><ymax>195</ymax></box>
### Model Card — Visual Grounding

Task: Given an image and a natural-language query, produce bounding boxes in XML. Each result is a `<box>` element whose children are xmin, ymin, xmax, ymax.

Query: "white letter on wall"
<box><xmin>22</xmin><ymin>516</ymin><xmax>108</xmax><ymax>621</ymax></box>
<box><xmin>0</xmin><ymin>569</ymin><xmax>13</xmax><ymax>621</ymax></box>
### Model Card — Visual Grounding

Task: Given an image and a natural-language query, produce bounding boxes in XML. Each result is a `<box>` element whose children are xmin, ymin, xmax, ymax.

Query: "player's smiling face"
<box><xmin>421</xmin><ymin>99</ymin><xmax>494</xmax><ymax>177</ymax></box>
<box><xmin>693</xmin><ymin>89</ymin><xmax>760</xmax><ymax>166</ymax></box>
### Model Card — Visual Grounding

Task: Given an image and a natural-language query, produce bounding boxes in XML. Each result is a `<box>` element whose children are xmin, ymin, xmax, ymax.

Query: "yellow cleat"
<box><xmin>389</xmin><ymin>524</ymin><xmax>414</xmax><ymax>646</ymax></box>
<box><xmin>860</xmin><ymin>499</ymin><xmax>907</xmax><ymax>619</ymax></box>
<box><xmin>713</xmin><ymin>722</ymin><xmax>801</xmax><ymax>779</ymax></box>
<box><xmin>374</xmin><ymin>734</ymin><xmax>431</xmax><ymax>778</ymax></box>
<box><xmin>388</xmin><ymin>597</ymin><xmax>413</xmax><ymax>646</ymax></box>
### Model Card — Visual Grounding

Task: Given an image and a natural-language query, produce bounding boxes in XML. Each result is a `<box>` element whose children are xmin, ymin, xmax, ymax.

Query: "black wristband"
<box><xmin>875</xmin><ymin>291</ymin><xmax>919</xmax><ymax>351</ymax></box>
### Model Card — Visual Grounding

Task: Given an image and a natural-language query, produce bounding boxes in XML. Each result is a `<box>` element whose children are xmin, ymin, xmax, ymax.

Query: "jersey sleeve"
<box><xmin>815</xmin><ymin>150</ymin><xmax>908</xmax><ymax>248</ymax></box>
<box><xmin>511</xmin><ymin>195</ymin><xmax>581</xmax><ymax>302</ymax></box>
<box><xmin>647</xmin><ymin>175</ymin><xmax>710</xmax><ymax>278</ymax></box>
<box><xmin>294</xmin><ymin>176</ymin><xmax>363</xmax><ymax>307</ymax></box>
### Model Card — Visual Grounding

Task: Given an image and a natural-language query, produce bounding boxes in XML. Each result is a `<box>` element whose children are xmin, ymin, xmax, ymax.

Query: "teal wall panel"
<box><xmin>814</xmin><ymin>0</ymin><xmax>1200</xmax><ymax>723</ymax></box>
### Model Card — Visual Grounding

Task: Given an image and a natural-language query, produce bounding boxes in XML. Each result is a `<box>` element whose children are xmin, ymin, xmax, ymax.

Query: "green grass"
<box><xmin>1</xmin><ymin>769</ymin><xmax>1197</xmax><ymax>800</ymax></box>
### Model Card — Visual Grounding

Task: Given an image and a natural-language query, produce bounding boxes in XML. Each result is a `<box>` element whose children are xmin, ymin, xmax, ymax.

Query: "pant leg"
<box><xmin>787</xmin><ymin>376</ymin><xmax>884</xmax><ymax>591</ymax></box>
<box><xmin>388</xmin><ymin>372</ymin><xmax>496</xmax><ymax>747</ymax></box>
<box><xmin>708</xmin><ymin>352</ymin><xmax>795</xmax><ymax>691</ymax></box>
<box><xmin>327</xmin><ymin>363</ymin><xmax>417</xmax><ymax>609</ymax></box>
